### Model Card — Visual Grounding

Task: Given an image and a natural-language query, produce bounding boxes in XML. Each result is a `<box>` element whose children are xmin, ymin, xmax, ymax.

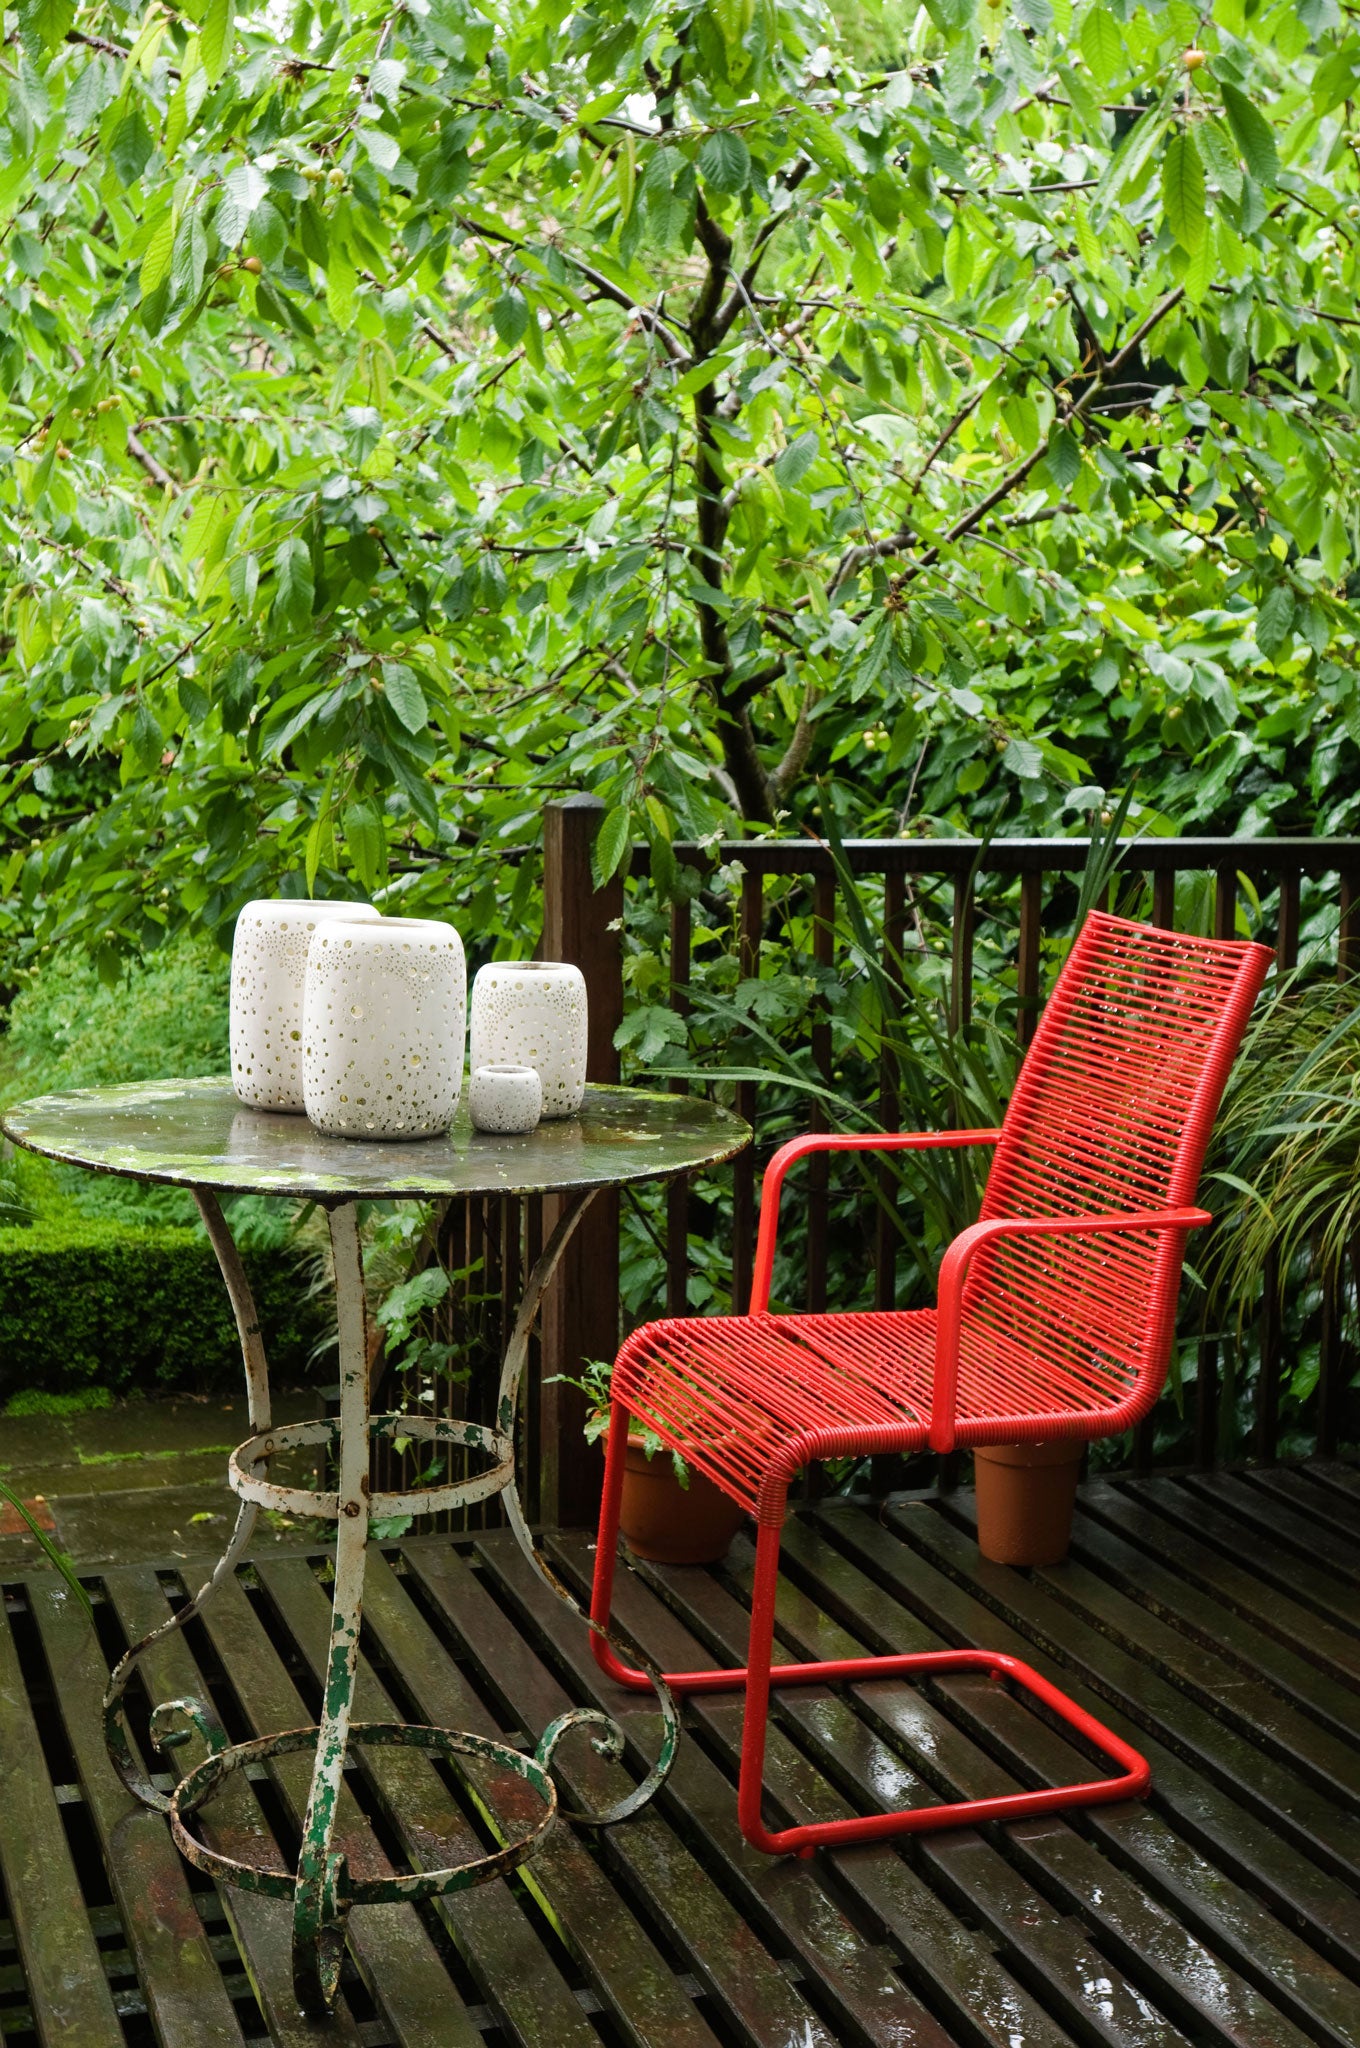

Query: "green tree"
<box><xmin>3</xmin><ymin>0</ymin><xmax>1360</xmax><ymax>971</ymax></box>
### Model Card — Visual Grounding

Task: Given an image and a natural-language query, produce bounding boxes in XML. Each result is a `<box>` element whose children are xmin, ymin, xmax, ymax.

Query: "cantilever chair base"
<box><xmin>589</xmin><ymin>1437</ymin><xmax>1150</xmax><ymax>1856</ymax></box>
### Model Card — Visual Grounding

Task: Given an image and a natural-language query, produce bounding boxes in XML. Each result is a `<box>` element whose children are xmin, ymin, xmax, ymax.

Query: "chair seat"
<box><xmin>615</xmin><ymin>1308</ymin><xmax>1126</xmax><ymax>1514</ymax></box>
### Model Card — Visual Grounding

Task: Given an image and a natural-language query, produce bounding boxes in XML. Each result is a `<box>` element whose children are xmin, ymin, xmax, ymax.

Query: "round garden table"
<box><xmin>0</xmin><ymin>1076</ymin><xmax>749</xmax><ymax>2014</ymax></box>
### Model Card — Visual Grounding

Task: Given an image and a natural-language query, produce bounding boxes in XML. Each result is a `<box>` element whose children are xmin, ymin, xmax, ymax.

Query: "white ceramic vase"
<box><xmin>230</xmin><ymin>898</ymin><xmax>382</xmax><ymax>1112</ymax></box>
<box><xmin>301</xmin><ymin>916</ymin><xmax>466</xmax><ymax>1139</ymax></box>
<box><xmin>468</xmin><ymin>961</ymin><xmax>587</xmax><ymax>1118</ymax></box>
<box><xmin>468</xmin><ymin>1064</ymin><xmax>543</xmax><ymax>1135</ymax></box>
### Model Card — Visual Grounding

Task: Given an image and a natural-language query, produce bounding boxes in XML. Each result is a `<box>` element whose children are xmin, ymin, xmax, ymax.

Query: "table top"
<box><xmin>0</xmin><ymin>1078</ymin><xmax>750</xmax><ymax>1201</ymax></box>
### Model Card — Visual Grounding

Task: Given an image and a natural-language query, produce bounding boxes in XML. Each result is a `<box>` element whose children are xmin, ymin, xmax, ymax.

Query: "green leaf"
<box><xmin>774</xmin><ymin>430</ymin><xmax>819</xmax><ymax>488</ymax></box>
<box><xmin>1095</xmin><ymin>103</ymin><xmax>1166</xmax><ymax>213</ymax></box>
<box><xmin>1079</xmin><ymin>6</ymin><xmax>1122</xmax><ymax>83</ymax></box>
<box><xmin>376</xmin><ymin>1266</ymin><xmax>450</xmax><ymax>1340</ymax></box>
<box><xmin>382</xmin><ymin>662</ymin><xmax>428</xmax><ymax>734</ymax></box>
<box><xmin>139</xmin><ymin>209</ymin><xmax>177</xmax><ymax>300</ymax></box>
<box><xmin>343</xmin><ymin>800</ymin><xmax>383</xmax><ymax>891</ymax></box>
<box><xmin>698</xmin><ymin>130</ymin><xmax>751</xmax><ymax>196</ymax></box>
<box><xmin>1221</xmin><ymin>83</ymin><xmax>1279</xmax><ymax>187</ymax></box>
<box><xmin>201</xmin><ymin>0</ymin><xmax>235</xmax><ymax>81</ymax></box>
<box><xmin>1256</xmin><ymin>583</ymin><xmax>1295</xmax><ymax>659</ymax></box>
<box><xmin>129</xmin><ymin>698</ymin><xmax>163</xmax><ymax>774</ymax></box>
<box><xmin>1182</xmin><ymin>228</ymin><xmax>1215</xmax><ymax>304</ymax></box>
<box><xmin>228</xmin><ymin>550</ymin><xmax>259</xmax><ymax>616</ymax></box>
<box><xmin>491</xmin><ymin>290</ymin><xmax>529</xmax><ymax>348</ymax></box>
<box><xmin>181</xmin><ymin>492</ymin><xmax>230</xmax><ymax>564</ymax></box>
<box><xmin>614</xmin><ymin>1003</ymin><xmax>687</xmax><ymax>1062</ymax></box>
<box><xmin>1047</xmin><ymin>426</ymin><xmax>1081</xmax><ymax>489</ymax></box>
<box><xmin>1002</xmin><ymin>737</ymin><xmax>1044</xmax><ymax>780</ymax></box>
<box><xmin>343</xmin><ymin>405</ymin><xmax>383</xmax><ymax>463</ymax></box>
<box><xmin>715</xmin><ymin>0</ymin><xmax>756</xmax><ymax>58</ymax></box>
<box><xmin>247</xmin><ymin>200</ymin><xmax>287</xmax><ymax>267</ymax></box>
<box><xmin>1072</xmin><ymin>200</ymin><xmax>1103</xmax><ymax>277</ymax></box>
<box><xmin>110</xmin><ymin>111</ymin><xmax>155</xmax><ymax>189</ymax></box>
<box><xmin>218</xmin><ymin>163</ymin><xmax>268</xmax><ymax>247</ymax></box>
<box><xmin>592</xmin><ymin>804</ymin><xmax>631</xmax><ymax>885</ymax></box>
<box><xmin>1197</xmin><ymin>119</ymin><xmax>1243</xmax><ymax>202</ymax></box>
<box><xmin>1162</xmin><ymin>128</ymin><xmax>1206</xmax><ymax>254</ymax></box>
<box><xmin>326</xmin><ymin>249</ymin><xmax>357</xmax><ymax>330</ymax></box>
<box><xmin>943</xmin><ymin>216</ymin><xmax>972</xmax><ymax>298</ymax></box>
<box><xmin>1312</xmin><ymin>41</ymin><xmax>1360</xmax><ymax>114</ymax></box>
<box><xmin>16</xmin><ymin>0</ymin><xmax>75</xmax><ymax>56</ymax></box>
<box><xmin>272</xmin><ymin>536</ymin><xmax>314</xmax><ymax>632</ymax></box>
<box><xmin>171</xmin><ymin>208</ymin><xmax>208</xmax><ymax>303</ymax></box>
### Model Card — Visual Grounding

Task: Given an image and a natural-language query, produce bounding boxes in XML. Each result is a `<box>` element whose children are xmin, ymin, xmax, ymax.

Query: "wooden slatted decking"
<box><xmin>0</xmin><ymin>1463</ymin><xmax>1357</xmax><ymax>2048</ymax></box>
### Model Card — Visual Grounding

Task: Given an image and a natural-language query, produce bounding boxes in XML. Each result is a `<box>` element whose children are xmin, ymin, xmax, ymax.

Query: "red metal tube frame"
<box><xmin>589</xmin><ymin>1405</ymin><xmax>1150</xmax><ymax>1855</ymax></box>
<box><xmin>930</xmin><ymin>1203</ymin><xmax>1212</xmax><ymax>1453</ymax></box>
<box><xmin>595</xmin><ymin>1158</ymin><xmax>1205</xmax><ymax>1856</ymax></box>
<box><xmin>750</xmin><ymin>1129</ymin><xmax>1002</xmax><ymax>1314</ymax></box>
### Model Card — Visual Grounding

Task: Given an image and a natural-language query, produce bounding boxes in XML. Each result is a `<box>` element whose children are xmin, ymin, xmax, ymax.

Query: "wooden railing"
<box><xmin>390</xmin><ymin>807</ymin><xmax>1360</xmax><ymax>1527</ymax></box>
<box><xmin>535</xmin><ymin>805</ymin><xmax>1360</xmax><ymax>1513</ymax></box>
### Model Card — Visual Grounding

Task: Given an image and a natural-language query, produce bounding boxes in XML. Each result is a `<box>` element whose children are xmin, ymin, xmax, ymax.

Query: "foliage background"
<box><xmin>5</xmin><ymin>0</ymin><xmax>1360</xmax><ymax>1456</ymax></box>
<box><xmin>3</xmin><ymin>0</ymin><xmax>1360</xmax><ymax>978</ymax></box>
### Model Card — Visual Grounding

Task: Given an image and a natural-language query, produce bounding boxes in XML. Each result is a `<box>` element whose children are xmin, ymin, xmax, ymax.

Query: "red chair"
<box><xmin>590</xmin><ymin>910</ymin><xmax>1272</xmax><ymax>1854</ymax></box>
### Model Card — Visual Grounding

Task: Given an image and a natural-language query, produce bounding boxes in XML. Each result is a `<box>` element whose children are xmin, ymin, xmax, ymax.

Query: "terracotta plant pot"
<box><xmin>973</xmin><ymin>1441</ymin><xmax>1082</xmax><ymax>1566</ymax></box>
<box><xmin>619</xmin><ymin>1437</ymin><xmax>746</xmax><ymax>1564</ymax></box>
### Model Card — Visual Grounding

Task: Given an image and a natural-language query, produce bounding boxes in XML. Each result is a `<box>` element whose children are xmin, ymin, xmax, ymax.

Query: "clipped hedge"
<box><xmin>0</xmin><ymin>1216</ymin><xmax>324</xmax><ymax>1402</ymax></box>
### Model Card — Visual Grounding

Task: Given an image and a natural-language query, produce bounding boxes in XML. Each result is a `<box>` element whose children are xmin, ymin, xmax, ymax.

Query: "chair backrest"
<box><xmin>964</xmin><ymin>910</ymin><xmax>1273</xmax><ymax>1429</ymax></box>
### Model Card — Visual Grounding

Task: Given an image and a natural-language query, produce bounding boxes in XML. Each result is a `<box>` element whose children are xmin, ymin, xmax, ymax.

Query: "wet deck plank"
<box><xmin>0</xmin><ymin>1461</ymin><xmax>1356</xmax><ymax>2048</ymax></box>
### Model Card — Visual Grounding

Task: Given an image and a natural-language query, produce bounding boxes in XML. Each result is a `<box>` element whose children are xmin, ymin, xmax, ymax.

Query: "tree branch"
<box><xmin>127</xmin><ymin>428</ymin><xmax>181</xmax><ymax>495</ymax></box>
<box><xmin>711</xmin><ymin>157</ymin><xmax>812</xmax><ymax>344</ymax></box>
<box><xmin>831</xmin><ymin>285</ymin><xmax>1186</xmax><ymax>593</ymax></box>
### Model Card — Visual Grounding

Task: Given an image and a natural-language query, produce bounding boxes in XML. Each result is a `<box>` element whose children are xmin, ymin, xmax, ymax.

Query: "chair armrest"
<box><xmin>749</xmin><ymin>1129</ymin><xmax>1003</xmax><ymax>1315</ymax></box>
<box><xmin>930</xmin><ymin>1205</ymin><xmax>1212</xmax><ymax>1453</ymax></box>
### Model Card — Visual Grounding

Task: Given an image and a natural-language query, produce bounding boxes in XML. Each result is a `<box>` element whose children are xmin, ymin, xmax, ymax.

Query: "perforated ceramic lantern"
<box><xmin>302</xmin><ymin>917</ymin><xmax>466</xmax><ymax>1140</ymax></box>
<box><xmin>230</xmin><ymin>899</ymin><xmax>382</xmax><ymax>1112</ymax></box>
<box><xmin>468</xmin><ymin>1063</ymin><xmax>543</xmax><ymax>1135</ymax></box>
<box><xmin>468</xmin><ymin>961</ymin><xmax>587</xmax><ymax>1119</ymax></box>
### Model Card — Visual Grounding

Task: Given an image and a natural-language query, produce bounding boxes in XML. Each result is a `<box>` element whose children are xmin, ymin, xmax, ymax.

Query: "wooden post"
<box><xmin>537</xmin><ymin>797</ymin><xmax>624</xmax><ymax>1528</ymax></box>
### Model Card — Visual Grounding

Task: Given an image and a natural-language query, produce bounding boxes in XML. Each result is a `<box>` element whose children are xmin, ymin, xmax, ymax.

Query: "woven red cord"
<box><xmin>614</xmin><ymin>912</ymin><xmax>1273</xmax><ymax>1517</ymax></box>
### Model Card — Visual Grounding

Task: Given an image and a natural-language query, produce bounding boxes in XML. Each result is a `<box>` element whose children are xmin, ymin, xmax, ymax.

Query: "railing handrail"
<box><xmin>630</xmin><ymin>835</ymin><xmax>1360</xmax><ymax>880</ymax></box>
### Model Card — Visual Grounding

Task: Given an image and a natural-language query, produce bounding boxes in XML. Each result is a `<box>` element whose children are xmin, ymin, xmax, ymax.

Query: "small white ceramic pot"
<box><xmin>468</xmin><ymin>961</ymin><xmax>587</xmax><ymax>1118</ymax></box>
<box><xmin>301</xmin><ymin>916</ymin><xmax>466</xmax><ymax>1140</ymax></box>
<box><xmin>467</xmin><ymin>1063</ymin><xmax>543</xmax><ymax>1135</ymax></box>
<box><xmin>230</xmin><ymin>899</ymin><xmax>382</xmax><ymax>1112</ymax></box>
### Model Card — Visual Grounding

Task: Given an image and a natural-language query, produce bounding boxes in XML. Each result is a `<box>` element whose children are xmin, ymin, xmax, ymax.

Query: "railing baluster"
<box><xmin>1016</xmin><ymin>868</ymin><xmax>1042</xmax><ymax>1049</ymax></box>
<box><xmin>1319</xmin><ymin>1276</ymin><xmax>1345</xmax><ymax>1457</ymax></box>
<box><xmin>1318</xmin><ymin>867</ymin><xmax>1360</xmax><ymax>1456</ymax></box>
<box><xmin>523</xmin><ymin>1195</ymin><xmax>543</xmax><ymax>1523</ymax></box>
<box><xmin>951</xmin><ymin>873</ymin><xmax>974</xmax><ymax>1037</ymax></box>
<box><xmin>1215</xmin><ymin>863</ymin><xmax>1238</xmax><ymax>941</ymax></box>
<box><xmin>1340</xmin><ymin>867</ymin><xmax>1360</xmax><ymax>978</ymax></box>
<box><xmin>732</xmin><ymin>868</ymin><xmax>763</xmax><ymax>1314</ymax></box>
<box><xmin>1254</xmin><ymin>869</ymin><xmax>1299</xmax><ymax>1467</ymax></box>
<box><xmin>1194</xmin><ymin>1340</ymin><xmax>1219</xmax><ymax>1471</ymax></box>
<box><xmin>1134</xmin><ymin>862</ymin><xmax>1178</xmax><ymax>1471</ymax></box>
<box><xmin>1198</xmin><ymin>871</ymin><xmax>1234</xmax><ymax>1468</ymax></box>
<box><xmin>807</xmin><ymin>874</ymin><xmax>835</xmax><ymax>1313</ymax></box>
<box><xmin>1277</xmin><ymin>869</ymin><xmax>1300</xmax><ymax>971</ymax></box>
<box><xmin>869</xmin><ymin>872</ymin><xmax>906</xmax><ymax>1498</ymax></box>
<box><xmin>666</xmin><ymin>894</ymin><xmax>692</xmax><ymax>1319</ymax></box>
<box><xmin>1255</xmin><ymin>1255</ymin><xmax>1283</xmax><ymax>1466</ymax></box>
